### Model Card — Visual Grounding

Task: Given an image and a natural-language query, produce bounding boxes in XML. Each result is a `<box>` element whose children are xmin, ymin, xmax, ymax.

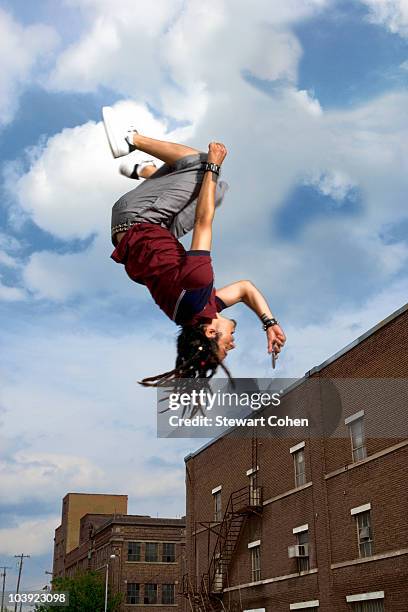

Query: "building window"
<box><xmin>145</xmin><ymin>542</ymin><xmax>158</xmax><ymax>562</ymax></box>
<box><xmin>345</xmin><ymin>411</ymin><xmax>367</xmax><ymax>462</ymax></box>
<box><xmin>349</xmin><ymin>602</ymin><xmax>384</xmax><ymax>612</ymax></box>
<box><xmin>293</xmin><ymin>448</ymin><xmax>306</xmax><ymax>487</ymax></box>
<box><xmin>144</xmin><ymin>583</ymin><xmax>158</xmax><ymax>605</ymax></box>
<box><xmin>251</xmin><ymin>544</ymin><xmax>261</xmax><ymax>582</ymax></box>
<box><xmin>296</xmin><ymin>530</ymin><xmax>309</xmax><ymax>572</ymax></box>
<box><xmin>356</xmin><ymin>511</ymin><xmax>373</xmax><ymax>557</ymax></box>
<box><xmin>126</xmin><ymin>583</ymin><xmax>140</xmax><ymax>604</ymax></box>
<box><xmin>248</xmin><ymin>472</ymin><xmax>261</xmax><ymax>506</ymax></box>
<box><xmin>349</xmin><ymin>418</ymin><xmax>367</xmax><ymax>462</ymax></box>
<box><xmin>213</xmin><ymin>490</ymin><xmax>222</xmax><ymax>522</ymax></box>
<box><xmin>127</xmin><ymin>541</ymin><xmax>141</xmax><ymax>562</ymax></box>
<box><xmin>162</xmin><ymin>542</ymin><xmax>176</xmax><ymax>563</ymax></box>
<box><xmin>162</xmin><ymin>583</ymin><xmax>175</xmax><ymax>604</ymax></box>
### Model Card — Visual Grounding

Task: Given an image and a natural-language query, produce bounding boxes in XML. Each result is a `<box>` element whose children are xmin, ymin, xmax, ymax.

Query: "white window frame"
<box><xmin>292</xmin><ymin>447</ymin><xmax>306</xmax><ymax>487</ymax></box>
<box><xmin>248</xmin><ymin>469</ymin><xmax>261</xmax><ymax>506</ymax></box>
<box><xmin>212</xmin><ymin>486</ymin><xmax>222</xmax><ymax>522</ymax></box>
<box><xmin>345</xmin><ymin>411</ymin><xmax>367</xmax><ymax>462</ymax></box>
<box><xmin>296</xmin><ymin>529</ymin><xmax>310</xmax><ymax>572</ymax></box>
<box><xmin>356</xmin><ymin>511</ymin><xmax>373</xmax><ymax>558</ymax></box>
<box><xmin>250</xmin><ymin>542</ymin><xmax>261</xmax><ymax>582</ymax></box>
<box><xmin>350</xmin><ymin>504</ymin><xmax>373</xmax><ymax>558</ymax></box>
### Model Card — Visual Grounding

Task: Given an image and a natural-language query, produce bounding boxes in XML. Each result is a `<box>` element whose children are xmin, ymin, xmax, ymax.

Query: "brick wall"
<box><xmin>185</xmin><ymin>306</ymin><xmax>408</xmax><ymax>610</ymax></box>
<box><xmin>53</xmin><ymin>505</ymin><xmax>186</xmax><ymax>611</ymax></box>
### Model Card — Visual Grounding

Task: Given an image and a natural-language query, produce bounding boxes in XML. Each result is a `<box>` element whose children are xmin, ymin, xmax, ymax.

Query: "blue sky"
<box><xmin>1</xmin><ymin>0</ymin><xmax>408</xmax><ymax>596</ymax></box>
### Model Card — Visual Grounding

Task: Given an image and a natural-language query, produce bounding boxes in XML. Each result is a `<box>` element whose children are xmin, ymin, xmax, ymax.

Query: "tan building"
<box><xmin>54</xmin><ymin>492</ymin><xmax>128</xmax><ymax>576</ymax></box>
<box><xmin>53</xmin><ymin>493</ymin><xmax>186</xmax><ymax>610</ymax></box>
<box><xmin>183</xmin><ymin>303</ymin><xmax>408</xmax><ymax>611</ymax></box>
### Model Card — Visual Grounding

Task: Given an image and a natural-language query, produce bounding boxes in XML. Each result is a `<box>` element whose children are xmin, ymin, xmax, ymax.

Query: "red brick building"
<box><xmin>53</xmin><ymin>493</ymin><xmax>186</xmax><ymax>610</ymax></box>
<box><xmin>184</xmin><ymin>304</ymin><xmax>408</xmax><ymax>611</ymax></box>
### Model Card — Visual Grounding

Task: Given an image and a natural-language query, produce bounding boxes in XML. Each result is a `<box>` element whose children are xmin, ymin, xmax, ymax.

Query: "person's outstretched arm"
<box><xmin>190</xmin><ymin>142</ymin><xmax>227</xmax><ymax>251</ymax></box>
<box><xmin>216</xmin><ymin>281</ymin><xmax>286</xmax><ymax>354</ymax></box>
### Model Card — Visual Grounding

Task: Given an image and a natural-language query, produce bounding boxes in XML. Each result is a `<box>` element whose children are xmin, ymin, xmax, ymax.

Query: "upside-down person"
<box><xmin>102</xmin><ymin>106</ymin><xmax>286</xmax><ymax>385</ymax></box>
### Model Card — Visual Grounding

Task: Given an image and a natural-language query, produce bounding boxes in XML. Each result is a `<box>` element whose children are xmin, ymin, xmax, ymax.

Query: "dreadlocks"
<box><xmin>139</xmin><ymin>323</ymin><xmax>233</xmax><ymax>388</ymax></box>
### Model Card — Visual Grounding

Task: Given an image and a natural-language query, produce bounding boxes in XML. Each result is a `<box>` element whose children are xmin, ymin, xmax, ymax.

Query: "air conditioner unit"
<box><xmin>359</xmin><ymin>526</ymin><xmax>371</xmax><ymax>540</ymax></box>
<box><xmin>288</xmin><ymin>544</ymin><xmax>309</xmax><ymax>558</ymax></box>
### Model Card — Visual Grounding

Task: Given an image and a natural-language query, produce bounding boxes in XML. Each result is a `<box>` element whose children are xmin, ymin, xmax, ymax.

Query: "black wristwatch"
<box><xmin>203</xmin><ymin>162</ymin><xmax>221</xmax><ymax>175</ymax></box>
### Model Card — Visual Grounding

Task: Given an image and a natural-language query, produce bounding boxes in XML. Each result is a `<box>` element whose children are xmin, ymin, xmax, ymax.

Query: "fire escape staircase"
<box><xmin>203</xmin><ymin>484</ymin><xmax>263</xmax><ymax>598</ymax></box>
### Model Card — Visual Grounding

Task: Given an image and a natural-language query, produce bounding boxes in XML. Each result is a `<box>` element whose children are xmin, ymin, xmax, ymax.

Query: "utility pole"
<box><xmin>1</xmin><ymin>566</ymin><xmax>12</xmax><ymax>612</ymax></box>
<box><xmin>13</xmin><ymin>555</ymin><xmax>30</xmax><ymax>612</ymax></box>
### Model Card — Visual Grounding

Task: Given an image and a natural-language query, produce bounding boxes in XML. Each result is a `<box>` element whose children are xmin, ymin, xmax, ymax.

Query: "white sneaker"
<box><xmin>119</xmin><ymin>159</ymin><xmax>157</xmax><ymax>179</ymax></box>
<box><xmin>102</xmin><ymin>106</ymin><xmax>138</xmax><ymax>158</ymax></box>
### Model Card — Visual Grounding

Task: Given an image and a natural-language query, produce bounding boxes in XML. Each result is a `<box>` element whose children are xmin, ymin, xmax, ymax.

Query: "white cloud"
<box><xmin>0</xmin><ymin>8</ymin><xmax>58</xmax><ymax>125</ymax></box>
<box><xmin>49</xmin><ymin>0</ymin><xmax>184</xmax><ymax>101</ymax></box>
<box><xmin>0</xmin><ymin>279</ymin><xmax>26</xmax><ymax>302</ymax></box>
<box><xmin>290</xmin><ymin>88</ymin><xmax>323</xmax><ymax>115</ymax></box>
<box><xmin>305</xmin><ymin>169</ymin><xmax>357</xmax><ymax>202</ymax></box>
<box><xmin>10</xmin><ymin>100</ymin><xmax>192</xmax><ymax>242</ymax></box>
<box><xmin>0</xmin><ymin>516</ymin><xmax>60</xmax><ymax>556</ymax></box>
<box><xmin>361</xmin><ymin>0</ymin><xmax>408</xmax><ymax>37</ymax></box>
<box><xmin>0</xmin><ymin>321</ymin><xmax>193</xmax><ymax>515</ymax></box>
<box><xmin>8</xmin><ymin>87</ymin><xmax>408</xmax><ymax>311</ymax></box>
<box><xmin>128</xmin><ymin>468</ymin><xmax>185</xmax><ymax>500</ymax></box>
<box><xmin>0</xmin><ymin>451</ymin><xmax>105</xmax><ymax>505</ymax></box>
<box><xmin>48</xmin><ymin>0</ymin><xmax>330</xmax><ymax>122</ymax></box>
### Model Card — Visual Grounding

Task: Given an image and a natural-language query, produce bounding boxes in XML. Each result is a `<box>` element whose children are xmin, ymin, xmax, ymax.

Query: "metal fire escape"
<box><xmin>204</xmin><ymin>484</ymin><xmax>263</xmax><ymax>595</ymax></box>
<box><xmin>184</xmin><ymin>435</ymin><xmax>262</xmax><ymax>611</ymax></box>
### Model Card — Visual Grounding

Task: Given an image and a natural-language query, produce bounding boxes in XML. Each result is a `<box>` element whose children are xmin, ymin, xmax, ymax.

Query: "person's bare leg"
<box><xmin>132</xmin><ymin>134</ymin><xmax>200</xmax><ymax>166</ymax></box>
<box><xmin>139</xmin><ymin>164</ymin><xmax>158</xmax><ymax>179</ymax></box>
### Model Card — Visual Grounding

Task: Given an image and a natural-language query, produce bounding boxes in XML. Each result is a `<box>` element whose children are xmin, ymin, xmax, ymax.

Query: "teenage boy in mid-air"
<box><xmin>102</xmin><ymin>106</ymin><xmax>286</xmax><ymax>385</ymax></box>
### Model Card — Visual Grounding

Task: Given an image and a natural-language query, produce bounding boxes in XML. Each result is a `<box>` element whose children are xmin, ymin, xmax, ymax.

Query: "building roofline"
<box><xmin>63</xmin><ymin>492</ymin><xmax>128</xmax><ymax>498</ymax></box>
<box><xmin>80</xmin><ymin>512</ymin><xmax>149</xmax><ymax>520</ymax></box>
<box><xmin>184</xmin><ymin>301</ymin><xmax>408</xmax><ymax>463</ymax></box>
<box><xmin>92</xmin><ymin>515</ymin><xmax>186</xmax><ymax>537</ymax></box>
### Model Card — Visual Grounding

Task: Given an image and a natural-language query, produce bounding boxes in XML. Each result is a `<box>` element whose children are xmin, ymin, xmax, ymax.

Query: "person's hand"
<box><xmin>266</xmin><ymin>324</ymin><xmax>286</xmax><ymax>356</ymax></box>
<box><xmin>207</xmin><ymin>142</ymin><xmax>227</xmax><ymax>166</ymax></box>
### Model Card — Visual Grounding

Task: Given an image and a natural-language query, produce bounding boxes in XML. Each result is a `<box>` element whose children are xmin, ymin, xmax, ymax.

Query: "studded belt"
<box><xmin>111</xmin><ymin>220</ymin><xmax>141</xmax><ymax>239</ymax></box>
